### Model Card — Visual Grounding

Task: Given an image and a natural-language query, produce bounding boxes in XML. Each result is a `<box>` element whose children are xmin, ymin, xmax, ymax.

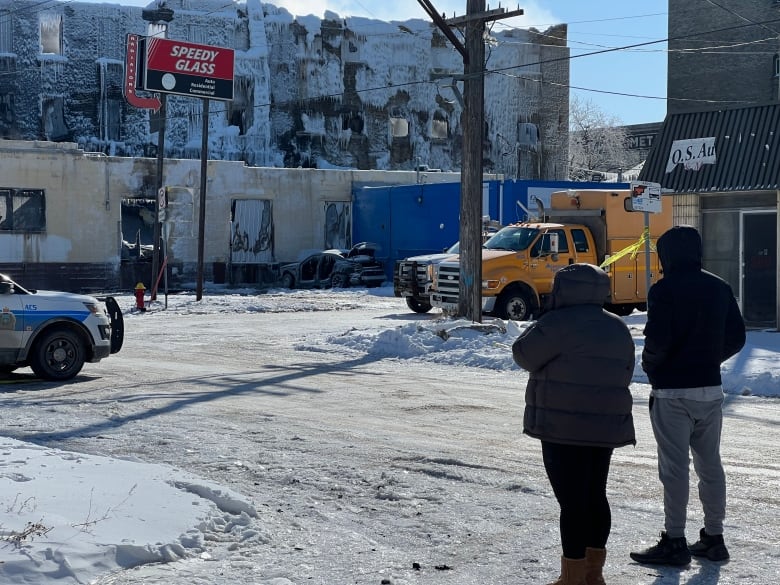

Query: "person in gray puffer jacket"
<box><xmin>513</xmin><ymin>262</ymin><xmax>635</xmax><ymax>585</ymax></box>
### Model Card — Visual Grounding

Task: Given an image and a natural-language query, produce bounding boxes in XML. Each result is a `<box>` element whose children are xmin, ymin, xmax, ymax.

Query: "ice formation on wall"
<box><xmin>1</xmin><ymin>0</ymin><xmax>569</xmax><ymax>177</ymax></box>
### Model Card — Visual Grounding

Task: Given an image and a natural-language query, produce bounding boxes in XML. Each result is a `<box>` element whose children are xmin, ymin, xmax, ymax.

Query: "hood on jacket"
<box><xmin>549</xmin><ymin>263</ymin><xmax>610</xmax><ymax>310</ymax></box>
<box><xmin>657</xmin><ymin>225</ymin><xmax>702</xmax><ymax>275</ymax></box>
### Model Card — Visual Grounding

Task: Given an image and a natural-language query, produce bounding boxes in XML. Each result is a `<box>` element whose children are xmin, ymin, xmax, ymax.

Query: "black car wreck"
<box><xmin>279</xmin><ymin>242</ymin><xmax>386</xmax><ymax>289</ymax></box>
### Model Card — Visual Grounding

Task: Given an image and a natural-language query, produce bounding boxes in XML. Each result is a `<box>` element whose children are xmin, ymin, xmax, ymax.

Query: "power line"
<box><xmin>6</xmin><ymin>4</ymin><xmax>780</xmax><ymax>122</ymax></box>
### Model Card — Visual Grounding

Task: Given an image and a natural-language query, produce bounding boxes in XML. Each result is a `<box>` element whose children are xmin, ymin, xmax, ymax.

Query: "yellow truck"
<box><xmin>429</xmin><ymin>189</ymin><xmax>673</xmax><ymax>320</ymax></box>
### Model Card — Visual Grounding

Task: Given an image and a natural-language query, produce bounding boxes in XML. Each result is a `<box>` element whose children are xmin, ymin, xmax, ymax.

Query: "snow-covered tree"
<box><xmin>568</xmin><ymin>95</ymin><xmax>629</xmax><ymax>181</ymax></box>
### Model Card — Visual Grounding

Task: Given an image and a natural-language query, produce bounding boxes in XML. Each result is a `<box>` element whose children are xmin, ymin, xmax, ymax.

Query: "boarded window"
<box><xmin>0</xmin><ymin>188</ymin><xmax>46</xmax><ymax>232</ymax></box>
<box><xmin>390</xmin><ymin>117</ymin><xmax>408</xmax><ymax>138</ymax></box>
<box><xmin>230</xmin><ymin>199</ymin><xmax>274</xmax><ymax>264</ymax></box>
<box><xmin>40</xmin><ymin>14</ymin><xmax>62</xmax><ymax>55</ymax></box>
<box><xmin>431</xmin><ymin>112</ymin><xmax>448</xmax><ymax>140</ymax></box>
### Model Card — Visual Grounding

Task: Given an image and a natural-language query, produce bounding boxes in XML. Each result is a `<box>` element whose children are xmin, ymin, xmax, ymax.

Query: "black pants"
<box><xmin>541</xmin><ymin>441</ymin><xmax>614</xmax><ymax>559</ymax></box>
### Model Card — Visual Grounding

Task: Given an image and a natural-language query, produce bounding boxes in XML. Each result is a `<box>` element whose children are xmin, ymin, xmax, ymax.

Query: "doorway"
<box><xmin>741</xmin><ymin>211</ymin><xmax>777</xmax><ymax>326</ymax></box>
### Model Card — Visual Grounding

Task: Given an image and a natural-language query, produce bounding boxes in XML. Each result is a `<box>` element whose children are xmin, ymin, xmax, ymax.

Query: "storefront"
<box><xmin>639</xmin><ymin>104</ymin><xmax>780</xmax><ymax>329</ymax></box>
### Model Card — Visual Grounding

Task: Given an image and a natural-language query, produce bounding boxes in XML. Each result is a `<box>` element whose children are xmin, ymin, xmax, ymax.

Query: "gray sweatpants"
<box><xmin>649</xmin><ymin>396</ymin><xmax>726</xmax><ymax>539</ymax></box>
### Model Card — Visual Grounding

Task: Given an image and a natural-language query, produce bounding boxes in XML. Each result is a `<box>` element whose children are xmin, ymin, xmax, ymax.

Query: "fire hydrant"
<box><xmin>134</xmin><ymin>282</ymin><xmax>147</xmax><ymax>312</ymax></box>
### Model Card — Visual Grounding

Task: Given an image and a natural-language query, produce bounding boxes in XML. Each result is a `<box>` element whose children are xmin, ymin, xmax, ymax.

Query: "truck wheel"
<box><xmin>281</xmin><ymin>272</ymin><xmax>295</xmax><ymax>289</ymax></box>
<box><xmin>497</xmin><ymin>287</ymin><xmax>534</xmax><ymax>321</ymax></box>
<box><xmin>30</xmin><ymin>328</ymin><xmax>86</xmax><ymax>381</ymax></box>
<box><xmin>406</xmin><ymin>297</ymin><xmax>433</xmax><ymax>313</ymax></box>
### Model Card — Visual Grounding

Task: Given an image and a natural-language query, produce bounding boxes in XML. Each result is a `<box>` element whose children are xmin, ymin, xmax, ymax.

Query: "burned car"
<box><xmin>279</xmin><ymin>242</ymin><xmax>386</xmax><ymax>289</ymax></box>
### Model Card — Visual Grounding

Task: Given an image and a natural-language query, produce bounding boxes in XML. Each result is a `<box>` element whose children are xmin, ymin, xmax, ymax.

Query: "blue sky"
<box><xmin>93</xmin><ymin>0</ymin><xmax>669</xmax><ymax>126</ymax></box>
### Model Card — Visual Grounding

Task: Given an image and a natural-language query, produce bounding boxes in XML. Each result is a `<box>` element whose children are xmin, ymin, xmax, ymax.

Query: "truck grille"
<box><xmin>436</xmin><ymin>263</ymin><xmax>460</xmax><ymax>296</ymax></box>
<box><xmin>398</xmin><ymin>261</ymin><xmax>429</xmax><ymax>291</ymax></box>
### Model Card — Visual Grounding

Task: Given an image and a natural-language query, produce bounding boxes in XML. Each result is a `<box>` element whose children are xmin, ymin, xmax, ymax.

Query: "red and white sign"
<box><xmin>144</xmin><ymin>37</ymin><xmax>234</xmax><ymax>101</ymax></box>
<box><xmin>124</xmin><ymin>34</ymin><xmax>161</xmax><ymax>111</ymax></box>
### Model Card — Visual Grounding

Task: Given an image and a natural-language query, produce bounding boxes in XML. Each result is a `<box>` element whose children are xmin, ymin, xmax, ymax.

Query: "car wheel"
<box><xmin>332</xmin><ymin>273</ymin><xmax>348</xmax><ymax>288</ymax></box>
<box><xmin>281</xmin><ymin>272</ymin><xmax>295</xmax><ymax>289</ymax></box>
<box><xmin>406</xmin><ymin>297</ymin><xmax>433</xmax><ymax>313</ymax></box>
<box><xmin>30</xmin><ymin>328</ymin><xmax>86</xmax><ymax>381</ymax></box>
<box><xmin>497</xmin><ymin>286</ymin><xmax>534</xmax><ymax>321</ymax></box>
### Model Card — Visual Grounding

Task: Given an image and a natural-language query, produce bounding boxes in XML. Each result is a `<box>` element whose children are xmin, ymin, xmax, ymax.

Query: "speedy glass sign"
<box><xmin>627</xmin><ymin>181</ymin><xmax>662</xmax><ymax>213</ymax></box>
<box><xmin>143</xmin><ymin>37</ymin><xmax>234</xmax><ymax>101</ymax></box>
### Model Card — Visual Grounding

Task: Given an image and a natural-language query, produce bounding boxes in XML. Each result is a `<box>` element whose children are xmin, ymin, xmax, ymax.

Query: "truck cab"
<box><xmin>431</xmin><ymin>223</ymin><xmax>598</xmax><ymax>320</ymax></box>
<box><xmin>429</xmin><ymin>188</ymin><xmax>673</xmax><ymax>320</ymax></box>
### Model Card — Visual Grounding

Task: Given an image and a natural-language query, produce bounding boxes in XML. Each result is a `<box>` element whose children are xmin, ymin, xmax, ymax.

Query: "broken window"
<box><xmin>0</xmin><ymin>93</ymin><xmax>13</xmax><ymax>123</ymax></box>
<box><xmin>97</xmin><ymin>62</ymin><xmax>124</xmax><ymax>142</ymax></box>
<box><xmin>40</xmin><ymin>14</ymin><xmax>63</xmax><ymax>55</ymax></box>
<box><xmin>0</xmin><ymin>188</ymin><xmax>46</xmax><ymax>232</ymax></box>
<box><xmin>390</xmin><ymin>116</ymin><xmax>408</xmax><ymax>138</ymax></box>
<box><xmin>431</xmin><ymin>111</ymin><xmax>448</xmax><ymax>140</ymax></box>
<box><xmin>226</xmin><ymin>76</ymin><xmax>254</xmax><ymax>135</ymax></box>
<box><xmin>42</xmin><ymin>96</ymin><xmax>68</xmax><ymax>140</ymax></box>
<box><xmin>342</xmin><ymin>113</ymin><xmax>364</xmax><ymax>134</ymax></box>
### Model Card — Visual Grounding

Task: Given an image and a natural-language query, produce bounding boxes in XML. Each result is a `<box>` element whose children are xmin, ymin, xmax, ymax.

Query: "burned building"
<box><xmin>0</xmin><ymin>0</ymin><xmax>569</xmax><ymax>178</ymax></box>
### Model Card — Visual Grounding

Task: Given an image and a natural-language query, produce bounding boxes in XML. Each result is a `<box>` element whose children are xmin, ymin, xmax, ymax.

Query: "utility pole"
<box><xmin>417</xmin><ymin>1</ymin><xmax>522</xmax><ymax>322</ymax></box>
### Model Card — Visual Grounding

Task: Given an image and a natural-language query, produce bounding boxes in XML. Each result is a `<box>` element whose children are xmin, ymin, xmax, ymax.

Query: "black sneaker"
<box><xmin>630</xmin><ymin>532</ymin><xmax>691</xmax><ymax>566</ymax></box>
<box><xmin>689</xmin><ymin>528</ymin><xmax>730</xmax><ymax>561</ymax></box>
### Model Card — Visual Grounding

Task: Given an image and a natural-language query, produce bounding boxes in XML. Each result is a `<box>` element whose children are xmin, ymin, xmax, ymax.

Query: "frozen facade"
<box><xmin>0</xmin><ymin>0</ymin><xmax>569</xmax><ymax>178</ymax></box>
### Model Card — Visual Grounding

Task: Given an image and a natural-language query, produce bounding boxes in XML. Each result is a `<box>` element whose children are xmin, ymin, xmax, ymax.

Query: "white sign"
<box><xmin>628</xmin><ymin>181</ymin><xmax>662</xmax><ymax>213</ymax></box>
<box><xmin>665</xmin><ymin>137</ymin><xmax>717</xmax><ymax>173</ymax></box>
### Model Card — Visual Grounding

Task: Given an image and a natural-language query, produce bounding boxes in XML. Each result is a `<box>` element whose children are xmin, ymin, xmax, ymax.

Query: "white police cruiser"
<box><xmin>0</xmin><ymin>273</ymin><xmax>123</xmax><ymax>381</ymax></box>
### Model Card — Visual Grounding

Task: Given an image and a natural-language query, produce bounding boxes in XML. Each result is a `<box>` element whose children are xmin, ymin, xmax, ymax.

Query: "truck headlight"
<box><xmin>482</xmin><ymin>280</ymin><xmax>500</xmax><ymax>290</ymax></box>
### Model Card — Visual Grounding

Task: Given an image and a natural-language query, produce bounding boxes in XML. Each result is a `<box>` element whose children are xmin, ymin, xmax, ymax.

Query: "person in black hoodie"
<box><xmin>513</xmin><ymin>263</ymin><xmax>635</xmax><ymax>585</ymax></box>
<box><xmin>631</xmin><ymin>225</ymin><xmax>746</xmax><ymax>567</ymax></box>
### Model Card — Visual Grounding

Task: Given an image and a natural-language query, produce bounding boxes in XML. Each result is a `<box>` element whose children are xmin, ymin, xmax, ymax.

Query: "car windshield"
<box><xmin>446</xmin><ymin>242</ymin><xmax>460</xmax><ymax>254</ymax></box>
<box><xmin>483</xmin><ymin>226</ymin><xmax>540</xmax><ymax>252</ymax></box>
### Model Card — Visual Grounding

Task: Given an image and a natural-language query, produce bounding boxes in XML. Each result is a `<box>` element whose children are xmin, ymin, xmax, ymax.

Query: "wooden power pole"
<box><xmin>417</xmin><ymin>1</ymin><xmax>523</xmax><ymax>322</ymax></box>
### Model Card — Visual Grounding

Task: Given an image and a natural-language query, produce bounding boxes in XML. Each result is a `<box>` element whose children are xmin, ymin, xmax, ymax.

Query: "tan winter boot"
<box><xmin>546</xmin><ymin>556</ymin><xmax>588</xmax><ymax>585</ymax></box>
<box><xmin>584</xmin><ymin>547</ymin><xmax>607</xmax><ymax>585</ymax></box>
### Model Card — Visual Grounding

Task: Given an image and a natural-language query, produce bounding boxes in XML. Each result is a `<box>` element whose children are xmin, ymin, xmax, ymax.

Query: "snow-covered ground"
<box><xmin>1</xmin><ymin>286</ymin><xmax>778</xmax><ymax>584</ymax></box>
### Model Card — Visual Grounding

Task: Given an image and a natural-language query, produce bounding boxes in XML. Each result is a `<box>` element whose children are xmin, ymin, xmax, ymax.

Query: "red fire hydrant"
<box><xmin>134</xmin><ymin>282</ymin><xmax>147</xmax><ymax>312</ymax></box>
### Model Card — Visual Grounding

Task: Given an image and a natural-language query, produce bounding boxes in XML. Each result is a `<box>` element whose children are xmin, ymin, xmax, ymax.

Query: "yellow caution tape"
<box><xmin>599</xmin><ymin>228</ymin><xmax>654</xmax><ymax>268</ymax></box>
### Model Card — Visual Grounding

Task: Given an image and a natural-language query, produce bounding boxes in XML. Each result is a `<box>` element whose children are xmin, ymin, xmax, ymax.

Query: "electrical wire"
<box><xmin>4</xmin><ymin>3</ymin><xmax>780</xmax><ymax>121</ymax></box>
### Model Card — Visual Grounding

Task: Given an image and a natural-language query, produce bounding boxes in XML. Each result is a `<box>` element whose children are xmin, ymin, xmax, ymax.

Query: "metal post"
<box><xmin>644</xmin><ymin>211</ymin><xmax>652</xmax><ymax>296</ymax></box>
<box><xmin>196</xmin><ymin>99</ymin><xmax>209</xmax><ymax>301</ymax></box>
<box><xmin>150</xmin><ymin>93</ymin><xmax>166</xmax><ymax>301</ymax></box>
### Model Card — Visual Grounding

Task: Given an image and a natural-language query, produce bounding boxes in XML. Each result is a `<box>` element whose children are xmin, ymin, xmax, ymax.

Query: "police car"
<box><xmin>0</xmin><ymin>273</ymin><xmax>123</xmax><ymax>381</ymax></box>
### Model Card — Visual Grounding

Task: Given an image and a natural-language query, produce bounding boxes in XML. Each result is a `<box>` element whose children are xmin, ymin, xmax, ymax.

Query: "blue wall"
<box><xmin>352</xmin><ymin>180</ymin><xmax>629</xmax><ymax>283</ymax></box>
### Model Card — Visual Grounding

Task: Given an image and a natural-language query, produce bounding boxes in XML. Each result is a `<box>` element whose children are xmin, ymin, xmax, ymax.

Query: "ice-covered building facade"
<box><xmin>0</xmin><ymin>0</ymin><xmax>569</xmax><ymax>178</ymax></box>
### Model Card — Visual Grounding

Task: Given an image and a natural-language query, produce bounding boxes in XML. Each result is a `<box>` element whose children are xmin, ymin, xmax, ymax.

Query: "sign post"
<box><xmin>628</xmin><ymin>181</ymin><xmax>663</xmax><ymax>297</ymax></box>
<box><xmin>134</xmin><ymin>36</ymin><xmax>235</xmax><ymax>300</ymax></box>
